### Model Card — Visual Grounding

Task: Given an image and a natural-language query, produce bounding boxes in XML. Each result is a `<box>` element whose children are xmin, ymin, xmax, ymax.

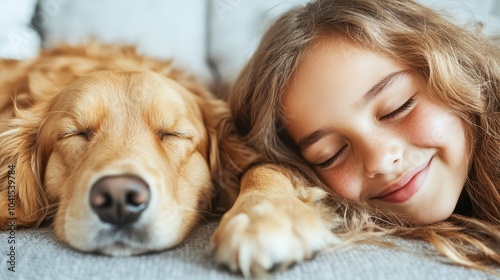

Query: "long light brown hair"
<box><xmin>228</xmin><ymin>0</ymin><xmax>499</xmax><ymax>271</ymax></box>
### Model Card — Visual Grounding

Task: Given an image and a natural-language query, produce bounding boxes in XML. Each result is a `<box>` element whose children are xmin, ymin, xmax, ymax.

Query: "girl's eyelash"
<box><xmin>380</xmin><ymin>96</ymin><xmax>416</xmax><ymax>121</ymax></box>
<box><xmin>318</xmin><ymin>145</ymin><xmax>347</xmax><ymax>169</ymax></box>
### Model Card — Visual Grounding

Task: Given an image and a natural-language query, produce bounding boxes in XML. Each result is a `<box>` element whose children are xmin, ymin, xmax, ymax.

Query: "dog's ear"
<box><xmin>0</xmin><ymin>104</ymin><xmax>53</xmax><ymax>229</ymax></box>
<box><xmin>187</xmin><ymin>84</ymin><xmax>260</xmax><ymax>212</ymax></box>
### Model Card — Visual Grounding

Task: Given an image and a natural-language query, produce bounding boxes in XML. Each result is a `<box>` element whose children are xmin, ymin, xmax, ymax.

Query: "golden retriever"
<box><xmin>0</xmin><ymin>43</ymin><xmax>257</xmax><ymax>256</ymax></box>
<box><xmin>0</xmin><ymin>43</ymin><xmax>337</xmax><ymax>276</ymax></box>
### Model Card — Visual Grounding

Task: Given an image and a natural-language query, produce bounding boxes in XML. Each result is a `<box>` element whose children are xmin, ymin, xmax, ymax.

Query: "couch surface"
<box><xmin>1</xmin><ymin>220</ymin><xmax>498</xmax><ymax>280</ymax></box>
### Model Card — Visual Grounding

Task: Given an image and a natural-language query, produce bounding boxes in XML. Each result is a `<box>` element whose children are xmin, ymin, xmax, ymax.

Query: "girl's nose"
<box><xmin>363</xmin><ymin>137</ymin><xmax>404</xmax><ymax>178</ymax></box>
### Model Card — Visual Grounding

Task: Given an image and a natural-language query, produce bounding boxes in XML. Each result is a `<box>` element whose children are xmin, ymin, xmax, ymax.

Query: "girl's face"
<box><xmin>283</xmin><ymin>38</ymin><xmax>469</xmax><ymax>223</ymax></box>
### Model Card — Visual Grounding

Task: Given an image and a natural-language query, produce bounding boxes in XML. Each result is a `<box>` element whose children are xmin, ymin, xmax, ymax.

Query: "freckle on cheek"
<box><xmin>322</xmin><ymin>167</ymin><xmax>356</xmax><ymax>199</ymax></box>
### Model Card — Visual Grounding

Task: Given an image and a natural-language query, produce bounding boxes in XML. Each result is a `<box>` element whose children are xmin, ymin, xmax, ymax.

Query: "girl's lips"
<box><xmin>374</xmin><ymin>158</ymin><xmax>432</xmax><ymax>203</ymax></box>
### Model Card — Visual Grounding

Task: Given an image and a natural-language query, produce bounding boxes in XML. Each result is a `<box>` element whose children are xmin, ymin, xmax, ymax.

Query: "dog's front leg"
<box><xmin>211</xmin><ymin>164</ymin><xmax>339</xmax><ymax>277</ymax></box>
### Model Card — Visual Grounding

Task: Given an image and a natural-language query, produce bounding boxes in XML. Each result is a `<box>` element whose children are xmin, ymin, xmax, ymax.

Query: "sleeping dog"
<box><xmin>0</xmin><ymin>43</ymin><xmax>337</xmax><ymax>276</ymax></box>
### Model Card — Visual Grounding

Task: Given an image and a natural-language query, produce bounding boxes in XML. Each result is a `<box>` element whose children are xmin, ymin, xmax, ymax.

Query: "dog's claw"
<box><xmin>211</xmin><ymin>194</ymin><xmax>339</xmax><ymax>278</ymax></box>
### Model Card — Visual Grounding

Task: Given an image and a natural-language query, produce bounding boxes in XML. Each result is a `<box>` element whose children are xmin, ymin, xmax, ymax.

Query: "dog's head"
<box><xmin>0</xmin><ymin>69</ymin><xmax>244</xmax><ymax>256</ymax></box>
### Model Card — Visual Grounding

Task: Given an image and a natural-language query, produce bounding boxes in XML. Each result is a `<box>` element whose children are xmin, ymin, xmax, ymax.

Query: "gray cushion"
<box><xmin>1</xmin><ymin>220</ymin><xmax>497</xmax><ymax>279</ymax></box>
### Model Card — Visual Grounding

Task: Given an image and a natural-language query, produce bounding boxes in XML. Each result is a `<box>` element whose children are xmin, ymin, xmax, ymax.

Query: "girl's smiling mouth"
<box><xmin>374</xmin><ymin>158</ymin><xmax>432</xmax><ymax>203</ymax></box>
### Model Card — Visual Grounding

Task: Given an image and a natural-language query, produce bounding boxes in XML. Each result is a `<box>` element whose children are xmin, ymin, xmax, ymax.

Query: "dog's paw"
<box><xmin>211</xmin><ymin>194</ymin><xmax>339</xmax><ymax>277</ymax></box>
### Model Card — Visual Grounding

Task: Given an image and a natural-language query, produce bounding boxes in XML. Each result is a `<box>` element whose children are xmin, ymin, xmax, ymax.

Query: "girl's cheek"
<box><xmin>405</xmin><ymin>101</ymin><xmax>463</xmax><ymax>147</ymax></box>
<box><xmin>402</xmin><ymin>99</ymin><xmax>468</xmax><ymax>171</ymax></box>
<box><xmin>319</xmin><ymin>160</ymin><xmax>362</xmax><ymax>202</ymax></box>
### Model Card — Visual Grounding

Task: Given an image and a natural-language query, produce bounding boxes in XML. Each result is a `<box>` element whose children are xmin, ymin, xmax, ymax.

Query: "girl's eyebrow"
<box><xmin>298</xmin><ymin>128</ymin><xmax>332</xmax><ymax>153</ymax></box>
<box><xmin>353</xmin><ymin>69</ymin><xmax>412</xmax><ymax>110</ymax></box>
<box><xmin>298</xmin><ymin>69</ymin><xmax>412</xmax><ymax>153</ymax></box>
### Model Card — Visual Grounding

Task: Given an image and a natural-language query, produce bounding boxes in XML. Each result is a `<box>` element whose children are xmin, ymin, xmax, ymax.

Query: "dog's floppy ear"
<box><xmin>186</xmin><ymin>83</ymin><xmax>260</xmax><ymax>212</ymax></box>
<box><xmin>0</xmin><ymin>104</ymin><xmax>53</xmax><ymax>229</ymax></box>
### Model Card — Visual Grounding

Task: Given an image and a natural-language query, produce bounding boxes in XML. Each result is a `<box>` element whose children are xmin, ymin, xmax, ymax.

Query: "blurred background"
<box><xmin>1</xmin><ymin>0</ymin><xmax>499</xmax><ymax>88</ymax></box>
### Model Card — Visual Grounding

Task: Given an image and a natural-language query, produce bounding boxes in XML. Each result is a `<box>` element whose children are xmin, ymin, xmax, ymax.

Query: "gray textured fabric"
<box><xmin>0</xmin><ymin>221</ymin><xmax>498</xmax><ymax>280</ymax></box>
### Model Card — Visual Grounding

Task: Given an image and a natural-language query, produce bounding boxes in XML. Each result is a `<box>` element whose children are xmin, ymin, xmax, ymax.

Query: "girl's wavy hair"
<box><xmin>229</xmin><ymin>0</ymin><xmax>499</xmax><ymax>271</ymax></box>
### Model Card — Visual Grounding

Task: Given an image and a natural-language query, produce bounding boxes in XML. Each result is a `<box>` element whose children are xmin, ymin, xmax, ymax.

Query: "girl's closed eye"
<box><xmin>318</xmin><ymin>145</ymin><xmax>347</xmax><ymax>169</ymax></box>
<box><xmin>380</xmin><ymin>95</ymin><xmax>416</xmax><ymax>121</ymax></box>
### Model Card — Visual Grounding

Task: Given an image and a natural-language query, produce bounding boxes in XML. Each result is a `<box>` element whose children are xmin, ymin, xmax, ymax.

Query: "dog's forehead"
<box><xmin>82</xmin><ymin>71</ymin><xmax>189</xmax><ymax>104</ymax></box>
<box><xmin>53</xmin><ymin>70</ymin><xmax>204</xmax><ymax>132</ymax></box>
<box><xmin>55</xmin><ymin>71</ymin><xmax>196</xmax><ymax>114</ymax></box>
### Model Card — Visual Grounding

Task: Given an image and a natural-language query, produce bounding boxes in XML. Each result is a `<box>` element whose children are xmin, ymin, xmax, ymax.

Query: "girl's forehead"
<box><xmin>287</xmin><ymin>37</ymin><xmax>406</xmax><ymax>98</ymax></box>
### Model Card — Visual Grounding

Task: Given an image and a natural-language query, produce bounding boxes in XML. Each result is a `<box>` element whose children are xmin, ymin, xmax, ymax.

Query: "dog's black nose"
<box><xmin>90</xmin><ymin>175</ymin><xmax>150</xmax><ymax>227</ymax></box>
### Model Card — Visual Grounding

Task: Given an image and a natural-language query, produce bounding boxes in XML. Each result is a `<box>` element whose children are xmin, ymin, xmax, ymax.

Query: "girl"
<box><xmin>228</xmin><ymin>0</ymin><xmax>499</xmax><ymax>271</ymax></box>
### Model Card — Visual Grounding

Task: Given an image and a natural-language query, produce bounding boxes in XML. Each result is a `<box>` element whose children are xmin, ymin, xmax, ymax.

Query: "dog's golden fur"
<box><xmin>0</xmin><ymin>43</ymin><xmax>260</xmax><ymax>255</ymax></box>
<box><xmin>0</xmin><ymin>43</ymin><xmax>336</xmax><ymax>274</ymax></box>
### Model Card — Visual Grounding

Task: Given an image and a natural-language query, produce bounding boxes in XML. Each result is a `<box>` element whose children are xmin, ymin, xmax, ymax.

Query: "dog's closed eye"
<box><xmin>62</xmin><ymin>129</ymin><xmax>93</xmax><ymax>141</ymax></box>
<box><xmin>76</xmin><ymin>130</ymin><xmax>93</xmax><ymax>141</ymax></box>
<box><xmin>158</xmin><ymin>130</ymin><xmax>193</xmax><ymax>141</ymax></box>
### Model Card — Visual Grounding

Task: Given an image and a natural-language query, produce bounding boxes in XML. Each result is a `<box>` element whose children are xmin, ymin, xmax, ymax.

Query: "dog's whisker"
<box><xmin>178</xmin><ymin>205</ymin><xmax>212</xmax><ymax>223</ymax></box>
